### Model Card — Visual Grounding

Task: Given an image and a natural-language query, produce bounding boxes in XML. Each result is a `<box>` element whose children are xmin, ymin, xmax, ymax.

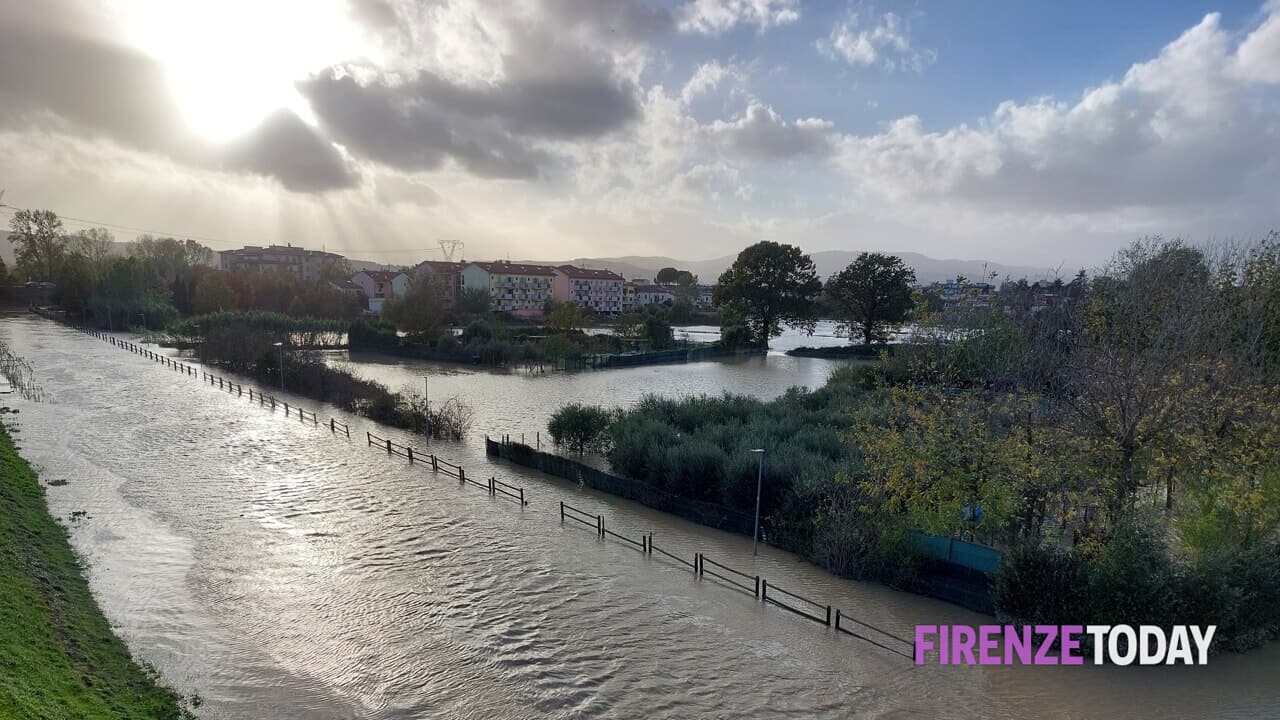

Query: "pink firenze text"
<box><xmin>913</xmin><ymin>624</ymin><xmax>1216</xmax><ymax>666</ymax></box>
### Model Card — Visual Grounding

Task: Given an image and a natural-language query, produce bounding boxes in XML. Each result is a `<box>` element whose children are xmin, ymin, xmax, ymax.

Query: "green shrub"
<box><xmin>548</xmin><ymin>404</ymin><xmax>616</xmax><ymax>455</ymax></box>
<box><xmin>992</xmin><ymin>542</ymin><xmax>1087</xmax><ymax>624</ymax></box>
<box><xmin>436</xmin><ymin>330</ymin><xmax>459</xmax><ymax>352</ymax></box>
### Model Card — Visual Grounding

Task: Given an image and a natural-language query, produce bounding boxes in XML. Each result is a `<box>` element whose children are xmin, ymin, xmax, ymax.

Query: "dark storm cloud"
<box><xmin>0</xmin><ymin>23</ymin><xmax>356</xmax><ymax>192</ymax></box>
<box><xmin>299</xmin><ymin>57</ymin><xmax>641</xmax><ymax>179</ymax></box>
<box><xmin>299</xmin><ymin>69</ymin><xmax>548</xmax><ymax>179</ymax></box>
<box><xmin>0</xmin><ymin>24</ymin><xmax>185</xmax><ymax>150</ymax></box>
<box><xmin>226</xmin><ymin>111</ymin><xmax>359</xmax><ymax>192</ymax></box>
<box><xmin>347</xmin><ymin>0</ymin><xmax>673</xmax><ymax>44</ymax></box>
<box><xmin>539</xmin><ymin>0</ymin><xmax>674</xmax><ymax>40</ymax></box>
<box><xmin>315</xmin><ymin>0</ymin><xmax>656</xmax><ymax>178</ymax></box>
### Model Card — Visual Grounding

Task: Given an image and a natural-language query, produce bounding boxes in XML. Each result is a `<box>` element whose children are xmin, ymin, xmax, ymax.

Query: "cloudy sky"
<box><xmin>1</xmin><ymin>0</ymin><xmax>1278</xmax><ymax>268</ymax></box>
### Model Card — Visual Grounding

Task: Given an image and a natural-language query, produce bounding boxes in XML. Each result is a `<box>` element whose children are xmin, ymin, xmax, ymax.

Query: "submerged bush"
<box><xmin>548</xmin><ymin>404</ymin><xmax>616</xmax><ymax>455</ymax></box>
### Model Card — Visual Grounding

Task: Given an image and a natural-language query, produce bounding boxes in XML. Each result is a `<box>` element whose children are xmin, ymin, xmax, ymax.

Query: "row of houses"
<box><xmin>349</xmin><ymin>260</ymin><xmax>710</xmax><ymax>316</ymax></box>
<box><xmin>216</xmin><ymin>245</ymin><xmax>711</xmax><ymax>316</ymax></box>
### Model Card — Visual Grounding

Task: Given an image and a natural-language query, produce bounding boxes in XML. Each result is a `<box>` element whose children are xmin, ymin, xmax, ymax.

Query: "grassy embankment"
<box><xmin>0</xmin><ymin>423</ymin><xmax>194</xmax><ymax>719</ymax></box>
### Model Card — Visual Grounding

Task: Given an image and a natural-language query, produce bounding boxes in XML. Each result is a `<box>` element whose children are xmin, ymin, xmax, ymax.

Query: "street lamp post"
<box><xmin>423</xmin><ymin>375</ymin><xmax>431</xmax><ymax>436</ymax></box>
<box><xmin>273</xmin><ymin>342</ymin><xmax>285</xmax><ymax>390</ymax></box>
<box><xmin>750</xmin><ymin>448</ymin><xmax>765</xmax><ymax>556</ymax></box>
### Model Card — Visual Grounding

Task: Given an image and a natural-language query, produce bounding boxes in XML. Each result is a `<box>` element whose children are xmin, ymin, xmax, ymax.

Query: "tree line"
<box><xmin>5</xmin><ymin>209</ymin><xmax>363</xmax><ymax>327</ymax></box>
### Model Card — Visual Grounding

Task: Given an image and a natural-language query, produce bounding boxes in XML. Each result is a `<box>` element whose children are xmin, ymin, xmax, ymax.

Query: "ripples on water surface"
<box><xmin>2</xmin><ymin>314</ymin><xmax>1278</xmax><ymax>720</ymax></box>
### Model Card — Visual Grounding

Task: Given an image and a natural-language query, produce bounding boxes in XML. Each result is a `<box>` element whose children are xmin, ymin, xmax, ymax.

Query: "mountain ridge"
<box><xmin>553</xmin><ymin>250</ymin><xmax>1066</xmax><ymax>285</ymax></box>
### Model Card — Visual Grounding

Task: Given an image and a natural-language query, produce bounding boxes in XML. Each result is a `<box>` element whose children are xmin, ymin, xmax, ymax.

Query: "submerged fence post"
<box><xmin>835</xmin><ymin>609</ymin><xmax>841</xmax><ymax>632</ymax></box>
<box><xmin>330</xmin><ymin>418</ymin><xmax>335</xmax><ymax>433</ymax></box>
<box><xmin>761</xmin><ymin>579</ymin><xmax>768</xmax><ymax>601</ymax></box>
<box><xmin>407</xmin><ymin>447</ymin><xmax>414</xmax><ymax>463</ymax></box>
<box><xmin>488</xmin><ymin>476</ymin><xmax>495</xmax><ymax>495</ymax></box>
<box><xmin>459</xmin><ymin>468</ymin><xmax>466</xmax><ymax>484</ymax></box>
<box><xmin>386</xmin><ymin>438</ymin><xmax>392</xmax><ymax>454</ymax></box>
<box><xmin>366</xmin><ymin>432</ymin><xmax>373</xmax><ymax>446</ymax></box>
<box><xmin>520</xmin><ymin>487</ymin><xmax>525</xmax><ymax>506</ymax></box>
<box><xmin>560</xmin><ymin>501</ymin><xmax>565</xmax><ymax>522</ymax></box>
<box><xmin>431</xmin><ymin>455</ymin><xmax>438</xmax><ymax>472</ymax></box>
<box><xmin>647</xmin><ymin>532</ymin><xmax>653</xmax><ymax>555</ymax></box>
<box><xmin>825</xmin><ymin>605</ymin><xmax>832</xmax><ymax>627</ymax></box>
<box><xmin>754</xmin><ymin>576</ymin><xmax>760</xmax><ymax>598</ymax></box>
<box><xmin>597</xmin><ymin>515</ymin><xmax>603</xmax><ymax>538</ymax></box>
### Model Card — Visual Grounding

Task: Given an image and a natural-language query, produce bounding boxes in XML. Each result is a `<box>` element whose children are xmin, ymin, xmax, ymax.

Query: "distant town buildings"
<box><xmin>553</xmin><ymin>265</ymin><xmax>625</xmax><ymax>314</ymax></box>
<box><xmin>694</xmin><ymin>284</ymin><xmax>715</xmax><ymax>309</ymax></box>
<box><xmin>210</xmin><ymin>241</ymin><xmax>712</xmax><ymax>318</ymax></box>
<box><xmin>218</xmin><ymin>245</ymin><xmax>341</xmax><ymax>281</ymax></box>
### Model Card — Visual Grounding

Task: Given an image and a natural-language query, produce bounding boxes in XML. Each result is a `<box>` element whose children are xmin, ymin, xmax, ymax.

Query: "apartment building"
<box><xmin>351</xmin><ymin>270</ymin><xmax>410</xmax><ymax>313</ymax></box>
<box><xmin>461</xmin><ymin>261</ymin><xmax>557</xmax><ymax>313</ymax></box>
<box><xmin>553</xmin><ymin>265</ymin><xmax>625</xmax><ymax>315</ymax></box>
<box><xmin>413</xmin><ymin>260</ymin><xmax>463</xmax><ymax>308</ymax></box>
<box><xmin>218</xmin><ymin>244</ymin><xmax>342</xmax><ymax>281</ymax></box>
<box><xmin>631</xmin><ymin>284</ymin><xmax>677</xmax><ymax>307</ymax></box>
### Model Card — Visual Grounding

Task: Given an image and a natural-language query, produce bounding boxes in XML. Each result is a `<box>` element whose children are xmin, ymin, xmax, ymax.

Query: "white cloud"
<box><xmin>680</xmin><ymin>60</ymin><xmax>746</xmax><ymax>104</ymax></box>
<box><xmin>677</xmin><ymin>0</ymin><xmax>799</xmax><ymax>35</ymax></box>
<box><xmin>817</xmin><ymin>10</ymin><xmax>936</xmax><ymax>72</ymax></box>
<box><xmin>708</xmin><ymin>102</ymin><xmax>836</xmax><ymax>159</ymax></box>
<box><xmin>1234</xmin><ymin>0</ymin><xmax>1280</xmax><ymax>83</ymax></box>
<box><xmin>835</xmin><ymin>11</ymin><xmax>1280</xmax><ymax>219</ymax></box>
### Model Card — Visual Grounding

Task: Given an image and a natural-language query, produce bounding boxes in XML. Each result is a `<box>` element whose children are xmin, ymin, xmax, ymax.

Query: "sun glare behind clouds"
<box><xmin>122</xmin><ymin>0</ymin><xmax>364</xmax><ymax>140</ymax></box>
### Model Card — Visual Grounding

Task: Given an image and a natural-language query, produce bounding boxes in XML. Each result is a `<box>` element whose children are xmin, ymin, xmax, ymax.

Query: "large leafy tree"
<box><xmin>655</xmin><ymin>267</ymin><xmax>680</xmax><ymax>284</ymax></box>
<box><xmin>70</xmin><ymin>227</ymin><xmax>115</xmax><ymax>281</ymax></box>
<box><xmin>548</xmin><ymin>301</ymin><xmax>585</xmax><ymax>332</ymax></box>
<box><xmin>7</xmin><ymin>208</ymin><xmax>68</xmax><ymax>281</ymax></box>
<box><xmin>713</xmin><ymin>241</ymin><xmax>820</xmax><ymax>345</ymax></box>
<box><xmin>457</xmin><ymin>287</ymin><xmax>491</xmax><ymax>316</ymax></box>
<box><xmin>192</xmin><ymin>267</ymin><xmax>238</xmax><ymax>314</ymax></box>
<box><xmin>825</xmin><ymin>252</ymin><xmax>917</xmax><ymax>345</ymax></box>
<box><xmin>382</xmin><ymin>271</ymin><xmax>448</xmax><ymax>336</ymax></box>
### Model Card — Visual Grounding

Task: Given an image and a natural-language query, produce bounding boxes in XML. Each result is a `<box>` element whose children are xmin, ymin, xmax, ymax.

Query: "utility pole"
<box><xmin>273</xmin><ymin>342</ymin><xmax>285</xmax><ymax>390</ymax></box>
<box><xmin>750</xmin><ymin>448</ymin><xmax>765</xmax><ymax>556</ymax></box>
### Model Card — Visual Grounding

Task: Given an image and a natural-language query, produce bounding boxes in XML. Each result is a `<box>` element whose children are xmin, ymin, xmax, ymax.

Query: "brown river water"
<box><xmin>2</xmin><ymin>315</ymin><xmax>1277</xmax><ymax>719</ymax></box>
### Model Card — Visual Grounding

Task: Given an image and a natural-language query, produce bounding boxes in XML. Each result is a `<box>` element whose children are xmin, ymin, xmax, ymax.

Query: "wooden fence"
<box><xmin>369</xmin><ymin>431</ymin><xmax>529</xmax><ymax>505</ymax></box>
<box><xmin>558</xmin><ymin>502</ymin><xmax>916</xmax><ymax>660</ymax></box>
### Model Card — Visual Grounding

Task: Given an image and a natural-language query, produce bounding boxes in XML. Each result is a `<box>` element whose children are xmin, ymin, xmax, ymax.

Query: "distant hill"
<box><xmin>556</xmin><ymin>251</ymin><xmax>1064</xmax><ymax>285</ymax></box>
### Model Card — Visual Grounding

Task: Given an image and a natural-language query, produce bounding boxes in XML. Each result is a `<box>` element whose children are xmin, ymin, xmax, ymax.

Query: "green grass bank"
<box><xmin>0</xmin><ymin>422</ymin><xmax>194</xmax><ymax>719</ymax></box>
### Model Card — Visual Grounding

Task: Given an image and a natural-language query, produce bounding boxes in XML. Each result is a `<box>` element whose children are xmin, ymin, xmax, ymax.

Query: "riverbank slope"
<box><xmin>0</xmin><ymin>423</ymin><xmax>192</xmax><ymax>719</ymax></box>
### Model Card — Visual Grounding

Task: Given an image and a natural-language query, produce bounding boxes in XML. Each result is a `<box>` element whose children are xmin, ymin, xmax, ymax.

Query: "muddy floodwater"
<box><xmin>3</xmin><ymin>314</ymin><xmax>1278</xmax><ymax>719</ymax></box>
